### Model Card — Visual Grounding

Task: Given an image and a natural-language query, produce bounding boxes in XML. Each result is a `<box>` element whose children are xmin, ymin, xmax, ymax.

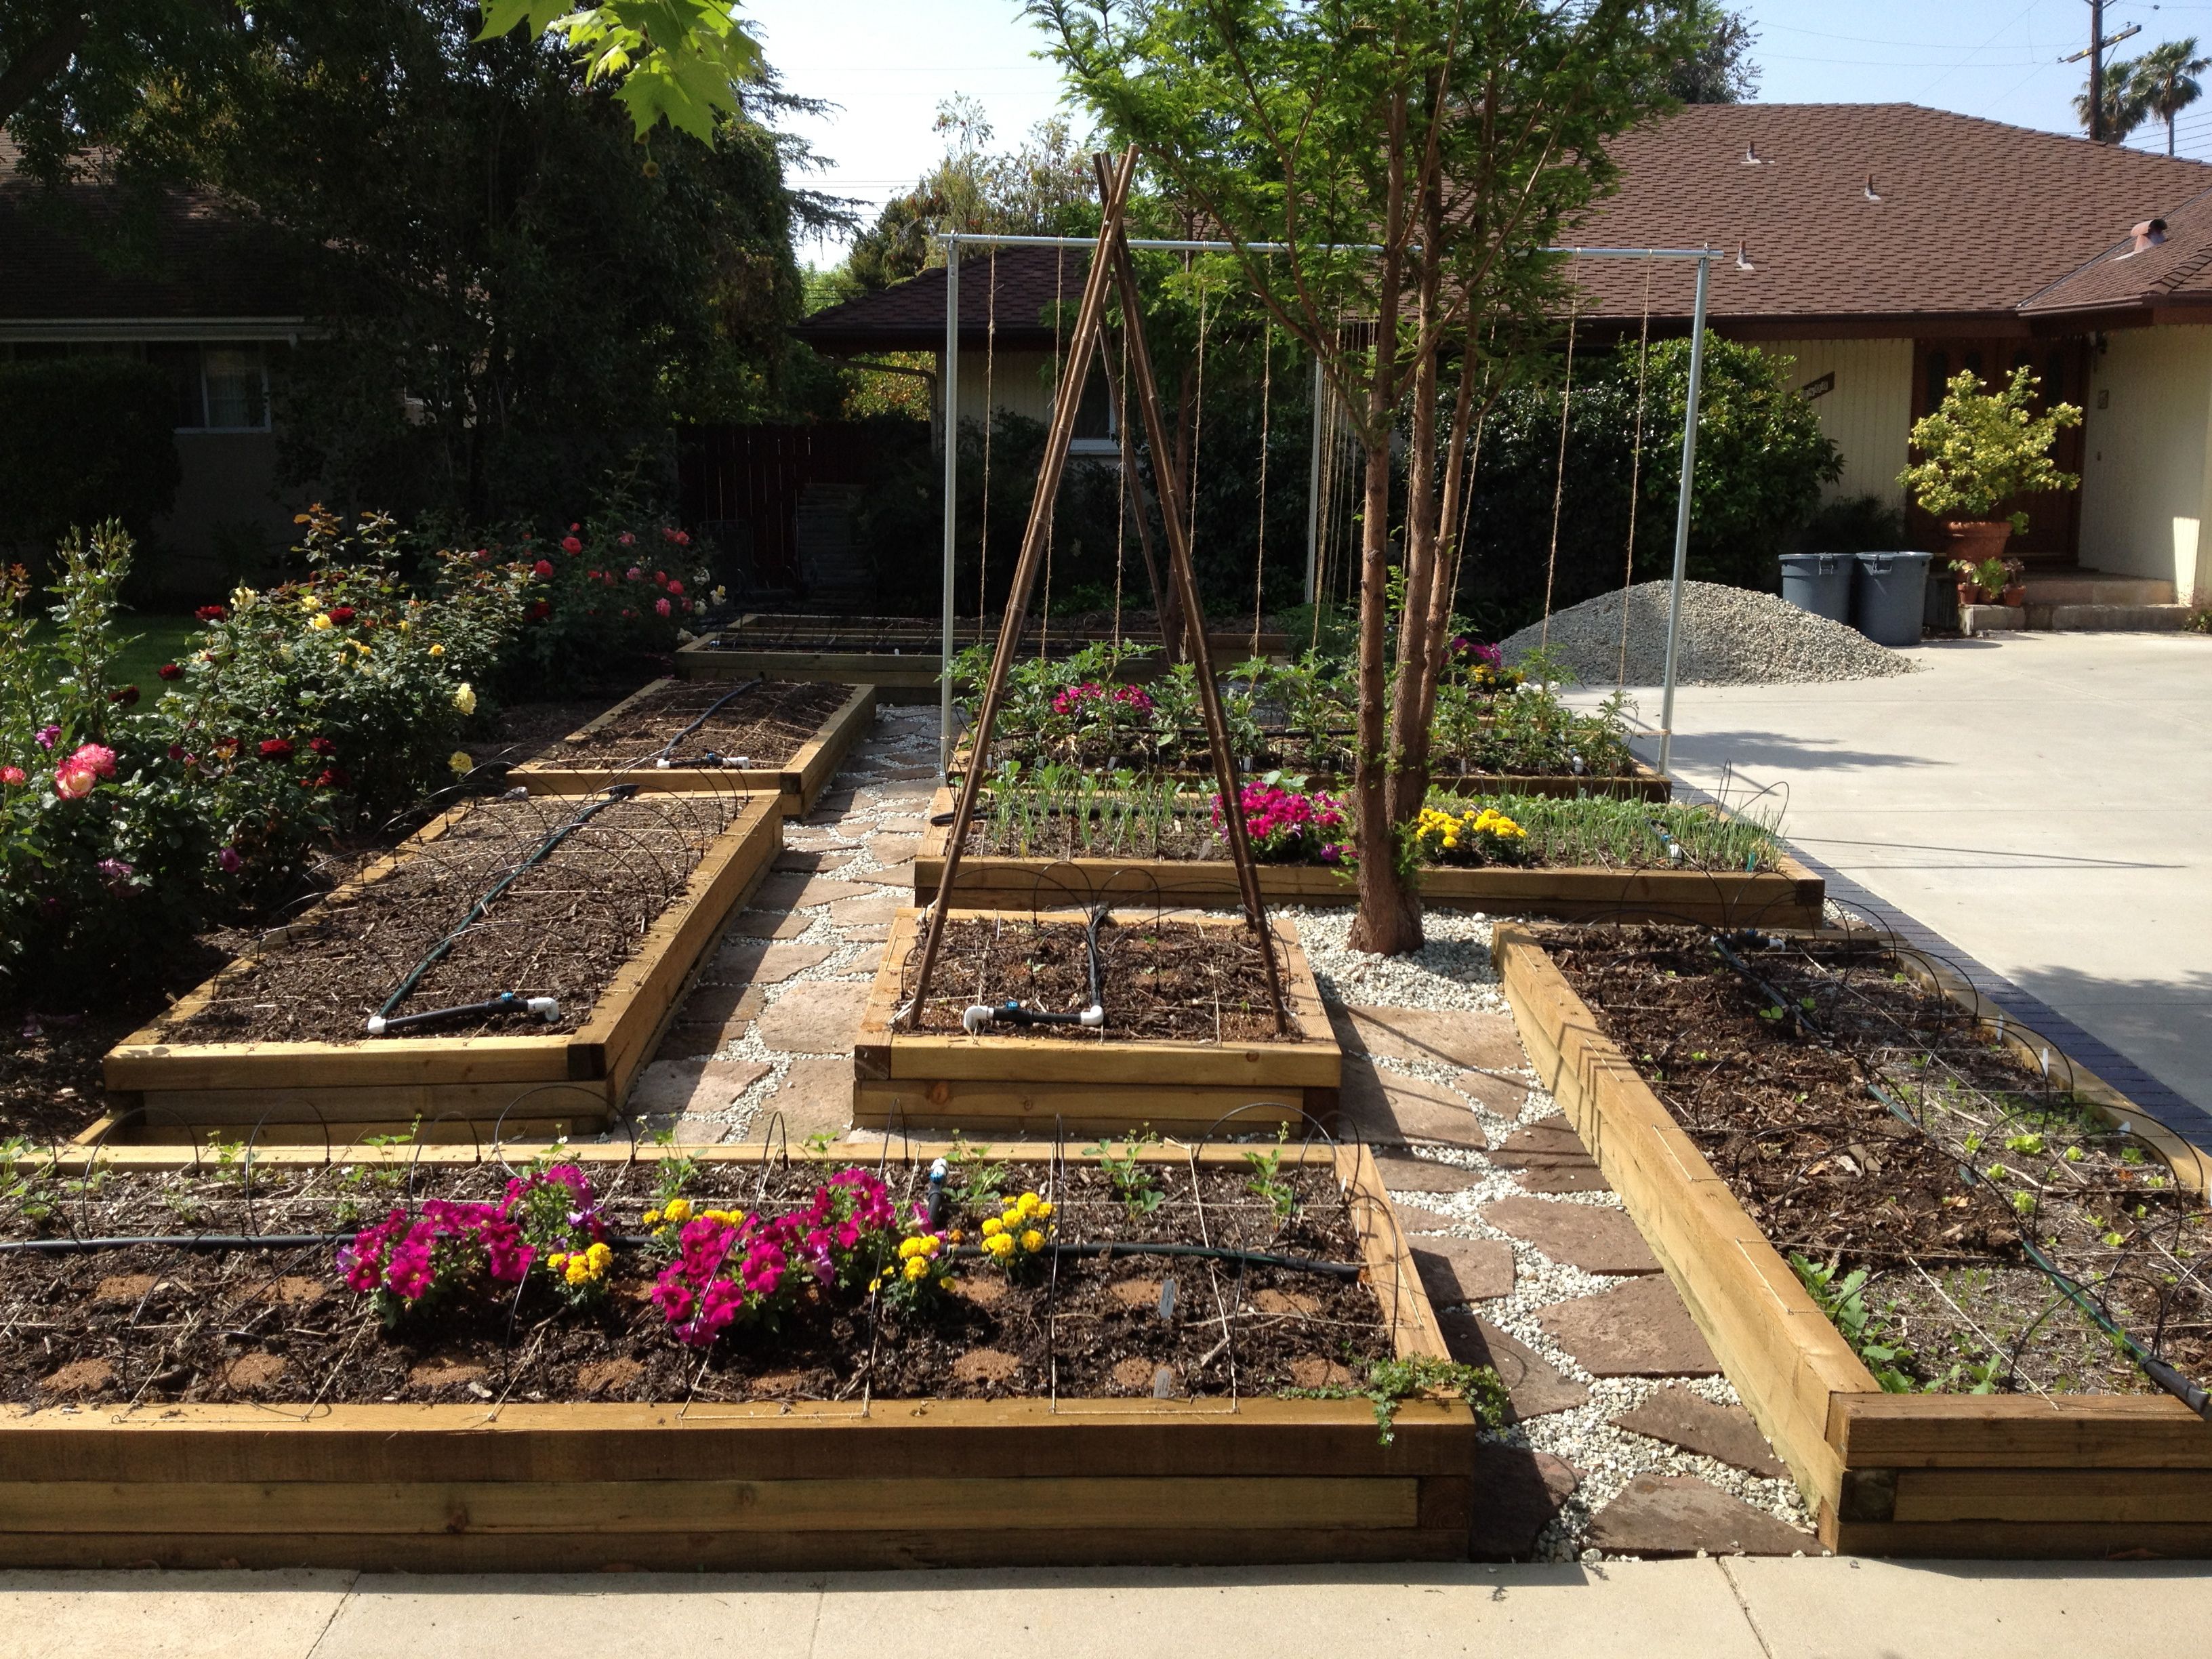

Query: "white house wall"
<box><xmin>950</xmin><ymin>348</ymin><xmax>1057</xmax><ymax>428</ymax></box>
<box><xmin>1754</xmin><ymin>337</ymin><xmax>1913</xmax><ymax>507</ymax></box>
<box><xmin>2080</xmin><ymin>324</ymin><xmax>2211</xmax><ymax>599</ymax></box>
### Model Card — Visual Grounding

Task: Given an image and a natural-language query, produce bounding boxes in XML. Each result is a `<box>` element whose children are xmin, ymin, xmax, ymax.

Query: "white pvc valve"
<box><xmin>962</xmin><ymin>1004</ymin><xmax>996</xmax><ymax>1034</ymax></box>
<box><xmin>528</xmin><ymin>996</ymin><xmax>560</xmax><ymax>1022</ymax></box>
<box><xmin>365</xmin><ymin>1015</ymin><xmax>390</xmax><ymax>1036</ymax></box>
<box><xmin>1078</xmin><ymin>1004</ymin><xmax>1107</xmax><ymax>1028</ymax></box>
<box><xmin>655</xmin><ymin>756</ymin><xmax>673</xmax><ymax>769</ymax></box>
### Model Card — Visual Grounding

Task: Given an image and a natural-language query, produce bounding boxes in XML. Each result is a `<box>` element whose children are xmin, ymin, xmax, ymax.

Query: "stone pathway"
<box><xmin>626</xmin><ymin>701</ymin><xmax>1820</xmax><ymax>1563</ymax></box>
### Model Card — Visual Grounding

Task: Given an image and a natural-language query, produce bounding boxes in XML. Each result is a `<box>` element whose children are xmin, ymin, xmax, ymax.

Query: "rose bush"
<box><xmin>505</xmin><ymin>512</ymin><xmax>712</xmax><ymax>691</ymax></box>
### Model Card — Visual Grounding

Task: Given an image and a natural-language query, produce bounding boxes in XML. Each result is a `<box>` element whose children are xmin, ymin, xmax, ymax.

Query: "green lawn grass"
<box><xmin>29</xmin><ymin>615</ymin><xmax>200</xmax><ymax>692</ymax></box>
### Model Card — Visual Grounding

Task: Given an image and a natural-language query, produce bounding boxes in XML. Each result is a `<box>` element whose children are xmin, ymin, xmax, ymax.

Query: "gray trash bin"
<box><xmin>1851</xmin><ymin>550</ymin><xmax>1933</xmax><ymax>647</ymax></box>
<box><xmin>1779</xmin><ymin>552</ymin><xmax>1853</xmax><ymax>623</ymax></box>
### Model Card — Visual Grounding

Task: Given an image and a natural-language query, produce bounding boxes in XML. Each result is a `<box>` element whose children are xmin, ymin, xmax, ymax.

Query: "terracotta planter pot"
<box><xmin>1943</xmin><ymin>520</ymin><xmax>2014</xmax><ymax>565</ymax></box>
<box><xmin>2001</xmin><ymin>582</ymin><xmax>2027</xmax><ymax>607</ymax></box>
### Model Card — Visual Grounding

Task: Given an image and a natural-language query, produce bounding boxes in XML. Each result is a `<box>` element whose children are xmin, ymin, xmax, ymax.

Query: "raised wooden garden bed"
<box><xmin>678</xmin><ymin>614</ymin><xmax>1290</xmax><ymax>699</ymax></box>
<box><xmin>914</xmin><ymin>785</ymin><xmax>1819</xmax><ymax>926</ymax></box>
<box><xmin>854</xmin><ymin>907</ymin><xmax>1340</xmax><ymax>1136</ymax></box>
<box><xmin>98</xmin><ymin>794</ymin><xmax>780</xmax><ymax>1140</ymax></box>
<box><xmin>0</xmin><ymin>1141</ymin><xmax>1475</xmax><ymax>1571</ymax></box>
<box><xmin>1492</xmin><ymin>921</ymin><xmax>2212</xmax><ymax>1559</ymax></box>
<box><xmin>512</xmin><ymin>678</ymin><xmax>874</xmax><ymax>815</ymax></box>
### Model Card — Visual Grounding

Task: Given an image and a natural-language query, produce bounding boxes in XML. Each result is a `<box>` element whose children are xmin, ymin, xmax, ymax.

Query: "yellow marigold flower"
<box><xmin>903</xmin><ymin>1256</ymin><xmax>930</xmax><ymax>1283</ymax></box>
<box><xmin>982</xmin><ymin>1216</ymin><xmax>1004</xmax><ymax>1237</ymax></box>
<box><xmin>949</xmin><ymin>1229</ymin><xmax>965</xmax><ymax>1244</ymax></box>
<box><xmin>1035</xmin><ymin>1201</ymin><xmax>1053</xmax><ymax>1219</ymax></box>
<box><xmin>663</xmin><ymin>1197</ymin><xmax>693</xmax><ymax>1223</ymax></box>
<box><xmin>703</xmin><ymin>1208</ymin><xmax>742</xmax><ymax>1225</ymax></box>
<box><xmin>983</xmin><ymin>1233</ymin><xmax>1014</xmax><ymax>1258</ymax></box>
<box><xmin>548</xmin><ymin>1252</ymin><xmax>569</xmax><ymax>1271</ymax></box>
<box><xmin>899</xmin><ymin>1236</ymin><xmax>924</xmax><ymax>1259</ymax></box>
<box><xmin>1019</xmin><ymin>1229</ymin><xmax>1044</xmax><ymax>1252</ymax></box>
<box><xmin>642</xmin><ymin>1210</ymin><xmax>661</xmax><ymax>1227</ymax></box>
<box><xmin>1017</xmin><ymin>1191</ymin><xmax>1041</xmax><ymax>1218</ymax></box>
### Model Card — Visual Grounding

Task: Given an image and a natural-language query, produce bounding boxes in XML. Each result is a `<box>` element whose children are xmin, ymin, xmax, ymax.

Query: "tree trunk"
<box><xmin>1410</xmin><ymin>343</ymin><xmax>1481</xmax><ymax>752</ymax></box>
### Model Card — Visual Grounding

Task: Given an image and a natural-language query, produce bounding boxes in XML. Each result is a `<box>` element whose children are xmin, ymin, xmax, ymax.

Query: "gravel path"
<box><xmin>1502</xmin><ymin>579</ymin><xmax>1921</xmax><ymax>687</ymax></box>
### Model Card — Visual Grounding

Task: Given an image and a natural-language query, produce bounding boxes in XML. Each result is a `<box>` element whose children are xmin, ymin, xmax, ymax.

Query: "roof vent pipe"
<box><xmin>1736</xmin><ymin>243</ymin><xmax>1756</xmax><ymax>272</ymax></box>
<box><xmin>2131</xmin><ymin>218</ymin><xmax>2168</xmax><ymax>253</ymax></box>
<box><xmin>1742</xmin><ymin>142</ymin><xmax>1763</xmax><ymax>165</ymax></box>
<box><xmin>1864</xmin><ymin>174</ymin><xmax>1882</xmax><ymax>202</ymax></box>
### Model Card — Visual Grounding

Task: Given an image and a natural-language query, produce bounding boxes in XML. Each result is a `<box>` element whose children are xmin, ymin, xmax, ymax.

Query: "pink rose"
<box><xmin>218</xmin><ymin>846</ymin><xmax>243</xmax><ymax>874</ymax></box>
<box><xmin>54</xmin><ymin>766</ymin><xmax>95</xmax><ymax>800</ymax></box>
<box><xmin>655</xmin><ymin>598</ymin><xmax>672</xmax><ymax>617</ymax></box>
<box><xmin>0</xmin><ymin>766</ymin><xmax>23</xmax><ymax>786</ymax></box>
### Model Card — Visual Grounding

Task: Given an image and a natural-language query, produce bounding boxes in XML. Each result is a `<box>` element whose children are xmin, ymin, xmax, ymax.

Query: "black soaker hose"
<box><xmin>651</xmin><ymin>676</ymin><xmax>762</xmax><ymax>766</ymax></box>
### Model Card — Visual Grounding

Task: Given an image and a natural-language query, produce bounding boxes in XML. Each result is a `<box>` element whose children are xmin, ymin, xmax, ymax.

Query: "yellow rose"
<box><xmin>448</xmin><ymin>751</ymin><xmax>473</xmax><ymax>775</ymax></box>
<box><xmin>453</xmin><ymin>681</ymin><xmax>476</xmax><ymax>716</ymax></box>
<box><xmin>309</xmin><ymin>613</ymin><xmax>333</xmax><ymax>631</ymax></box>
<box><xmin>428</xmin><ymin>642</ymin><xmax>444</xmax><ymax>657</ymax></box>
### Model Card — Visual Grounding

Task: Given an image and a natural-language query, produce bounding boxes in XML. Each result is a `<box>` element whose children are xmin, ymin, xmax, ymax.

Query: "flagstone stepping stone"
<box><xmin>750</xmin><ymin>872</ymin><xmax>880</xmax><ymax>912</ymax></box>
<box><xmin>1491</xmin><ymin>1118</ymin><xmax>1612</xmax><ymax>1194</ymax></box>
<box><xmin>1372</xmin><ymin>1153</ymin><xmax>1482</xmax><ymax>1193</ymax></box>
<box><xmin>827</xmin><ymin>893</ymin><xmax>904</xmax><ymax>928</ymax></box>
<box><xmin>865</xmin><ymin>833</ymin><xmax>919</xmax><ymax>865</ymax></box>
<box><xmin>755</xmin><ymin>981</ymin><xmax>872</xmax><ymax>1055</ymax></box>
<box><xmin>841</xmin><ymin>945</ymin><xmax>886</xmax><ymax>977</ymax></box>
<box><xmin>757</xmin><ymin>1057</ymin><xmax>855</xmax><ymax>1139</ymax></box>
<box><xmin>726</xmin><ymin>909</ymin><xmax>811</xmax><ymax>941</ymax></box>
<box><xmin>705</xmin><ymin>939</ymin><xmax>836</xmax><ymax>989</ymax></box>
<box><xmin>1467</xmin><ymin>1443</ymin><xmax>1580</xmax><ymax>1560</ymax></box>
<box><xmin>629</xmin><ymin>1057</ymin><xmax>771</xmax><ymax>1118</ymax></box>
<box><xmin>772</xmin><ymin>848</ymin><xmax>856</xmax><ymax>875</ymax></box>
<box><xmin>1535</xmin><ymin>1276</ymin><xmax>1720</xmax><ymax>1377</ymax></box>
<box><xmin>1338</xmin><ymin>1057</ymin><xmax>1486</xmax><ymax>1149</ymax></box>
<box><xmin>1481</xmin><ymin>1196</ymin><xmax>1659</xmax><ymax>1275</ymax></box>
<box><xmin>1612</xmin><ymin>1386</ymin><xmax>1786</xmax><ymax>1479</ymax></box>
<box><xmin>1412</xmin><ymin>1237</ymin><xmax>1515</xmax><ymax>1305</ymax></box>
<box><xmin>1586</xmin><ymin>1474</ymin><xmax>1814</xmax><ymax>1557</ymax></box>
<box><xmin>1392</xmin><ymin>1202</ymin><xmax>1465</xmax><ymax>1233</ymax></box>
<box><xmin>841</xmin><ymin>922</ymin><xmax>893</xmax><ymax>943</ymax></box>
<box><xmin>1435</xmin><ymin>1311</ymin><xmax>1588</xmax><ymax>1420</ymax></box>
<box><xmin>1337</xmin><ymin>1004</ymin><xmax>1526</xmax><ymax>1070</ymax></box>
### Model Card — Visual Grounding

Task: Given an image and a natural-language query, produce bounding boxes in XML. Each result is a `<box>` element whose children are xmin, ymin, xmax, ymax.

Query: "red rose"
<box><xmin>654</xmin><ymin>570</ymin><xmax>667</xmax><ymax>583</ymax></box>
<box><xmin>568</xmin><ymin>522</ymin><xmax>579</xmax><ymax>532</ymax></box>
<box><xmin>108</xmin><ymin>685</ymin><xmax>140</xmax><ymax>705</ymax></box>
<box><xmin>665</xmin><ymin>579</ymin><xmax>684</xmax><ymax>597</ymax></box>
<box><xmin>528</xmin><ymin>599</ymin><xmax>551</xmax><ymax>621</ymax></box>
<box><xmin>327</xmin><ymin>605</ymin><xmax>356</xmax><ymax>624</ymax></box>
<box><xmin>259</xmin><ymin>738</ymin><xmax>294</xmax><ymax>760</ymax></box>
<box><xmin>166</xmin><ymin>745</ymin><xmax>186</xmax><ymax>761</ymax></box>
<box><xmin>158</xmin><ymin>662</ymin><xmax>183</xmax><ymax>680</ymax></box>
<box><xmin>308</xmin><ymin>736</ymin><xmax>337</xmax><ymax>756</ymax></box>
<box><xmin>560</xmin><ymin>536</ymin><xmax>581</xmax><ymax>555</ymax></box>
<box><xmin>195</xmin><ymin>605</ymin><xmax>227</xmax><ymax>622</ymax></box>
<box><xmin>314</xmin><ymin>766</ymin><xmax>348</xmax><ymax>788</ymax></box>
<box><xmin>672</xmin><ymin>529</ymin><xmax>691</xmax><ymax>546</ymax></box>
<box><xmin>534</xmin><ymin>558</ymin><xmax>556</xmax><ymax>577</ymax></box>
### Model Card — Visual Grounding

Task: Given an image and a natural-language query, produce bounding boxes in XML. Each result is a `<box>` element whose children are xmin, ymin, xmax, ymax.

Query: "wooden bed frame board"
<box><xmin>97</xmin><ymin>795</ymin><xmax>782</xmax><ymax>1136</ymax></box>
<box><xmin>853</xmin><ymin>907</ymin><xmax>1341</xmax><ymax>1135</ymax></box>
<box><xmin>1491</xmin><ymin>921</ymin><xmax>2212</xmax><ymax>1559</ymax></box>
<box><xmin>0</xmin><ymin>1141</ymin><xmax>1476</xmax><ymax>1571</ymax></box>
<box><xmin>513</xmin><ymin>680</ymin><xmax>875</xmax><ymax>814</ymax></box>
<box><xmin>914</xmin><ymin>786</ymin><xmax>1818</xmax><ymax>925</ymax></box>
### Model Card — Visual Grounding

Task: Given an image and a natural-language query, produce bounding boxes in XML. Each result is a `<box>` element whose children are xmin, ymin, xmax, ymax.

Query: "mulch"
<box><xmin>543</xmin><ymin>679</ymin><xmax>853</xmax><ymax>771</ymax></box>
<box><xmin>0</xmin><ymin>1160</ymin><xmax>1391</xmax><ymax>1407</ymax></box>
<box><xmin>1549</xmin><ymin>925</ymin><xmax>2206</xmax><ymax>1397</ymax></box>
<box><xmin>901</xmin><ymin>916</ymin><xmax>1303</xmax><ymax>1044</ymax></box>
<box><xmin>159</xmin><ymin>793</ymin><xmax>751</xmax><ymax>1045</ymax></box>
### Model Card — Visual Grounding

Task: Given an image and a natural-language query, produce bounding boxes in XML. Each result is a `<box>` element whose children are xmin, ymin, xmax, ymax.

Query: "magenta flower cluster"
<box><xmin>649</xmin><ymin>1168</ymin><xmax>903</xmax><ymax>1348</ymax></box>
<box><xmin>1051</xmin><ymin>680</ymin><xmax>1153</xmax><ymax>720</ymax></box>
<box><xmin>1450</xmin><ymin>635</ymin><xmax>1504</xmax><ymax>671</ymax></box>
<box><xmin>1215</xmin><ymin>780</ymin><xmax>1350</xmax><ymax>864</ymax></box>
<box><xmin>337</xmin><ymin>1164</ymin><xmax>605</xmax><ymax>1317</ymax></box>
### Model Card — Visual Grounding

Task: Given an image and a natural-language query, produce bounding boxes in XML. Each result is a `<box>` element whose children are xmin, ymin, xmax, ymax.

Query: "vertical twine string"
<box><xmin>977</xmin><ymin>247</ymin><xmax>998</xmax><ymax>644</ymax></box>
<box><xmin>1539</xmin><ymin>285</ymin><xmax>1580</xmax><ymax>653</ymax></box>
<box><xmin>1252</xmin><ymin>321</ymin><xmax>1272</xmax><ymax>659</ymax></box>
<box><xmin>1618</xmin><ymin>264</ymin><xmax>1654</xmax><ymax>689</ymax></box>
<box><xmin>1042</xmin><ymin>244</ymin><xmax>1065</xmax><ymax>661</ymax></box>
<box><xmin>1113</xmin><ymin>323</ymin><xmax>1128</xmax><ymax>649</ymax></box>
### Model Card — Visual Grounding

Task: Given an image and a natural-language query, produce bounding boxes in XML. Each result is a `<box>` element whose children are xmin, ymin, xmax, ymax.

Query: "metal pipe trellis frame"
<box><xmin>935</xmin><ymin>231</ymin><xmax>1719</xmax><ymax>777</ymax></box>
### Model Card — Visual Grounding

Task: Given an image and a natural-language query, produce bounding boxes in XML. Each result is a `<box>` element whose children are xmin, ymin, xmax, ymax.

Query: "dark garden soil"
<box><xmin>901</xmin><ymin>917</ymin><xmax>1302</xmax><ymax>1045</ymax></box>
<box><xmin>539</xmin><ymin>678</ymin><xmax>853</xmax><ymax>771</ymax></box>
<box><xmin>0</xmin><ymin>1159</ymin><xmax>1391</xmax><ymax>1407</ymax></box>
<box><xmin>1549</xmin><ymin>925</ymin><xmax>2209</xmax><ymax>1398</ymax></box>
<box><xmin>160</xmin><ymin>792</ymin><xmax>751</xmax><ymax>1045</ymax></box>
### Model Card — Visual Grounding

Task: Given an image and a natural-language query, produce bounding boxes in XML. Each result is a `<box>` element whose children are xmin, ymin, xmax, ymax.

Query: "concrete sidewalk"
<box><xmin>5</xmin><ymin>1559</ymin><xmax>2211</xmax><ymax>1658</ymax></box>
<box><xmin>1602</xmin><ymin>630</ymin><xmax>2212</xmax><ymax>1118</ymax></box>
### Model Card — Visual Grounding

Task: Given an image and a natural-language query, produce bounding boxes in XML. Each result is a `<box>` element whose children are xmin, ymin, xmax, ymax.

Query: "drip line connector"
<box><xmin>368</xmin><ymin>991</ymin><xmax>558</xmax><ymax>1037</ymax></box>
<box><xmin>962</xmin><ymin>1000</ymin><xmax>1106</xmax><ymax>1032</ymax></box>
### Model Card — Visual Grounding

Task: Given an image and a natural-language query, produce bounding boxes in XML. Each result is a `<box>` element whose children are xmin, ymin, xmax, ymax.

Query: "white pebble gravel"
<box><xmin>1502</xmin><ymin>579</ymin><xmax>1919</xmax><ymax>687</ymax></box>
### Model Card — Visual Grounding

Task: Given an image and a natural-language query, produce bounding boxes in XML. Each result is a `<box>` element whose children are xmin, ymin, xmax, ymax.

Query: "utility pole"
<box><xmin>2064</xmin><ymin>1</ymin><xmax>2143</xmax><ymax>141</ymax></box>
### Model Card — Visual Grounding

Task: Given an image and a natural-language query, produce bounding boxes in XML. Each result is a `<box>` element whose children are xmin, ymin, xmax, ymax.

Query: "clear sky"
<box><xmin>750</xmin><ymin>0</ymin><xmax>2212</xmax><ymax>260</ymax></box>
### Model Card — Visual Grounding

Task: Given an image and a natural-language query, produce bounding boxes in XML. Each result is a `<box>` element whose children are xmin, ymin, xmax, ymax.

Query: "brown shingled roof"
<box><xmin>0</xmin><ymin>137</ymin><xmax>306</xmax><ymax>325</ymax></box>
<box><xmin>1560</xmin><ymin>104</ymin><xmax>2212</xmax><ymax>328</ymax></box>
<box><xmin>795</xmin><ymin>245</ymin><xmax>1082</xmax><ymax>352</ymax></box>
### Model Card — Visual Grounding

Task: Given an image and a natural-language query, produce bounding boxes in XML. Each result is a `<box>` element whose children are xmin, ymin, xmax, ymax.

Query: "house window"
<box><xmin>144</xmin><ymin>342</ymin><xmax>271</xmax><ymax>430</ymax></box>
<box><xmin>1065</xmin><ymin>367</ymin><xmax>1118</xmax><ymax>458</ymax></box>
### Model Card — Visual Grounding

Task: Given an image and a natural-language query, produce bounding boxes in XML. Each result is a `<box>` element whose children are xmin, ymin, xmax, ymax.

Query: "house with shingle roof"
<box><xmin>1</xmin><ymin>137</ymin><xmax>309</xmax><ymax>594</ymax></box>
<box><xmin>803</xmin><ymin>103</ymin><xmax>2212</xmax><ymax>616</ymax></box>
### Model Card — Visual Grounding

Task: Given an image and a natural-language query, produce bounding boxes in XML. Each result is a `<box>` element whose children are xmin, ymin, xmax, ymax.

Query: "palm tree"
<box><xmin>2133</xmin><ymin>39</ymin><xmax>2212</xmax><ymax>156</ymax></box>
<box><xmin>2076</xmin><ymin>54</ymin><xmax>2149</xmax><ymax>142</ymax></box>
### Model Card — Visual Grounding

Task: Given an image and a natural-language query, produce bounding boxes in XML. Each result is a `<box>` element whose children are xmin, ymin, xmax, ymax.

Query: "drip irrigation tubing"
<box><xmin>1706</xmin><ymin>928</ymin><xmax>2211</xmax><ymax>1419</ymax></box>
<box><xmin>371</xmin><ymin>785</ymin><xmax>639</xmax><ymax>1026</ymax></box>
<box><xmin>645</xmin><ymin>676</ymin><xmax>763</xmax><ymax>766</ymax></box>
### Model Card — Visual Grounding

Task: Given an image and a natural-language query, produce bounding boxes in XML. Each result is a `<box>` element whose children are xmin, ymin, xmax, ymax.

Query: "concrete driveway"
<box><xmin>1604</xmin><ymin>630</ymin><xmax>2212</xmax><ymax>1120</ymax></box>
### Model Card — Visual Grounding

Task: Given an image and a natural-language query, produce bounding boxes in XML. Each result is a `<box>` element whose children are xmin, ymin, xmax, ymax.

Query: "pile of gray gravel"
<box><xmin>1500</xmin><ymin>579</ymin><xmax>1921</xmax><ymax>687</ymax></box>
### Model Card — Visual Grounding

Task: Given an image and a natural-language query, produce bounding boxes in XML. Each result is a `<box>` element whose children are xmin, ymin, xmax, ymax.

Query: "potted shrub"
<box><xmin>1900</xmin><ymin>367</ymin><xmax>2082</xmax><ymax>564</ymax></box>
<box><xmin>1950</xmin><ymin>554</ymin><xmax>2026</xmax><ymax>609</ymax></box>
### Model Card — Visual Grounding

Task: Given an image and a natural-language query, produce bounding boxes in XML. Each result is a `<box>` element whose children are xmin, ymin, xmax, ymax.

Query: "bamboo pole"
<box><xmin>899</xmin><ymin>146</ymin><xmax>1141</xmax><ymax>1031</ymax></box>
